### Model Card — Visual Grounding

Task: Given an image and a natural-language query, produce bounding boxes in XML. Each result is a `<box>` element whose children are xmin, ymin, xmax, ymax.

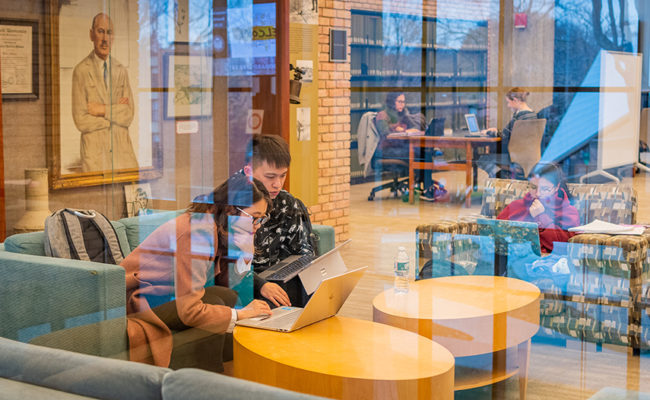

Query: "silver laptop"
<box><xmin>464</xmin><ymin>113</ymin><xmax>480</xmax><ymax>134</ymax></box>
<box><xmin>236</xmin><ymin>265</ymin><xmax>367</xmax><ymax>332</ymax></box>
<box><xmin>258</xmin><ymin>240</ymin><xmax>351</xmax><ymax>290</ymax></box>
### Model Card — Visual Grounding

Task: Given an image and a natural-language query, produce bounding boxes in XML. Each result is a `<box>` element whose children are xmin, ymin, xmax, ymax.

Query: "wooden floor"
<box><xmin>337</xmin><ymin>170</ymin><xmax>650</xmax><ymax>399</ymax></box>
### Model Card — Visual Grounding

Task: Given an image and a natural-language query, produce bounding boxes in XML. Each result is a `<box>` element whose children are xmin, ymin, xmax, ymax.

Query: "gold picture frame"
<box><xmin>45</xmin><ymin>0</ymin><xmax>162</xmax><ymax>189</ymax></box>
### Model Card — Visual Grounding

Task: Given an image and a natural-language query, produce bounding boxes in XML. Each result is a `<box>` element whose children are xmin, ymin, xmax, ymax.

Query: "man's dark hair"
<box><xmin>245</xmin><ymin>135</ymin><xmax>291</xmax><ymax>169</ymax></box>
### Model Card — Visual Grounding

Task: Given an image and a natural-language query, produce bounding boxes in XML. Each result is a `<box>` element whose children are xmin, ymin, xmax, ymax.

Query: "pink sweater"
<box><xmin>120</xmin><ymin>212</ymin><xmax>231</xmax><ymax>367</ymax></box>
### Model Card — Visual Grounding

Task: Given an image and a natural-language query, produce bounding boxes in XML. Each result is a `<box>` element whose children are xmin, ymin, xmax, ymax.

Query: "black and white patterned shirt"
<box><xmin>253</xmin><ymin>190</ymin><xmax>315</xmax><ymax>272</ymax></box>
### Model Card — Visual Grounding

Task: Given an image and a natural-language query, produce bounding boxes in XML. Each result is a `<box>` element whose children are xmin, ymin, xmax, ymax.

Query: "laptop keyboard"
<box><xmin>265</xmin><ymin>254</ymin><xmax>315</xmax><ymax>282</ymax></box>
<box><xmin>258</xmin><ymin>309</ymin><xmax>301</xmax><ymax>329</ymax></box>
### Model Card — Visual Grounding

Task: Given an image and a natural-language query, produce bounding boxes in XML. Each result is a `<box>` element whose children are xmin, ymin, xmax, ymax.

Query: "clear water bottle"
<box><xmin>394</xmin><ymin>246</ymin><xmax>410</xmax><ymax>293</ymax></box>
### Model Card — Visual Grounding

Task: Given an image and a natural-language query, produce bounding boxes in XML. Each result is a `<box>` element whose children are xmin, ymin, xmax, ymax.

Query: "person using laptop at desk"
<box><xmin>374</xmin><ymin>92</ymin><xmax>447</xmax><ymax>199</ymax></box>
<box><xmin>375</xmin><ymin>92</ymin><xmax>423</xmax><ymax>137</ymax></box>
<box><xmin>239</xmin><ymin>135</ymin><xmax>315</xmax><ymax>308</ymax></box>
<box><xmin>497</xmin><ymin>162</ymin><xmax>579</xmax><ymax>253</ymax></box>
<box><xmin>119</xmin><ymin>174</ymin><xmax>273</xmax><ymax>369</ymax></box>
<box><xmin>478</xmin><ymin>87</ymin><xmax>537</xmax><ymax>178</ymax></box>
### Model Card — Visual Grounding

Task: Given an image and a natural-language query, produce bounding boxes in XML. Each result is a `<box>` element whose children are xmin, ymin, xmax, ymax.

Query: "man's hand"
<box><xmin>529</xmin><ymin>199</ymin><xmax>545</xmax><ymax>218</ymax></box>
<box><xmin>87</xmin><ymin>102</ymin><xmax>105</xmax><ymax>117</ymax></box>
<box><xmin>118</xmin><ymin>97</ymin><xmax>129</xmax><ymax>105</ymax></box>
<box><xmin>237</xmin><ymin>299</ymin><xmax>272</xmax><ymax>320</ymax></box>
<box><xmin>260</xmin><ymin>282</ymin><xmax>291</xmax><ymax>307</ymax></box>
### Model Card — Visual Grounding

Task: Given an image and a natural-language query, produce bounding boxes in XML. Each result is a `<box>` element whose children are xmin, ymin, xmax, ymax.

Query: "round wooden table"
<box><xmin>373</xmin><ymin>276</ymin><xmax>540</xmax><ymax>399</ymax></box>
<box><xmin>233</xmin><ymin>316</ymin><xmax>455</xmax><ymax>400</ymax></box>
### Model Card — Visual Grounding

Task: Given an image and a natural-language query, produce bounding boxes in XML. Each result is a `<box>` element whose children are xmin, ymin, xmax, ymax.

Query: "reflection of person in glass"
<box><xmin>72</xmin><ymin>13</ymin><xmax>138</xmax><ymax>172</ymax></box>
<box><xmin>497</xmin><ymin>162</ymin><xmax>579</xmax><ymax>253</ymax></box>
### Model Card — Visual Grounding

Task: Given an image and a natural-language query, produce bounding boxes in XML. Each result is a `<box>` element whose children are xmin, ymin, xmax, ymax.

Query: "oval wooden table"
<box><xmin>373</xmin><ymin>276</ymin><xmax>540</xmax><ymax>399</ymax></box>
<box><xmin>233</xmin><ymin>316</ymin><xmax>455</xmax><ymax>400</ymax></box>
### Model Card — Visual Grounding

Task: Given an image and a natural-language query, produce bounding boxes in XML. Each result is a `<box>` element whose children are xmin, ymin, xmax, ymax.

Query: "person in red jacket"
<box><xmin>497</xmin><ymin>162</ymin><xmax>579</xmax><ymax>253</ymax></box>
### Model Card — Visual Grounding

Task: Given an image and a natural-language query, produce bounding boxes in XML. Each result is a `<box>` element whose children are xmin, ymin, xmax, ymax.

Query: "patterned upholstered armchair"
<box><xmin>416</xmin><ymin>178</ymin><xmax>650</xmax><ymax>352</ymax></box>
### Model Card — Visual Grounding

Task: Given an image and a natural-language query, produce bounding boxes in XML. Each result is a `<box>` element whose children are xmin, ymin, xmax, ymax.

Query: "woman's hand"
<box><xmin>529</xmin><ymin>199</ymin><xmax>545</xmax><ymax>218</ymax></box>
<box><xmin>261</xmin><ymin>282</ymin><xmax>291</xmax><ymax>307</ymax></box>
<box><xmin>405</xmin><ymin>128</ymin><xmax>420</xmax><ymax>133</ymax></box>
<box><xmin>394</xmin><ymin>125</ymin><xmax>405</xmax><ymax>132</ymax></box>
<box><xmin>232</xmin><ymin>230</ymin><xmax>253</xmax><ymax>258</ymax></box>
<box><xmin>230</xmin><ymin>217</ymin><xmax>254</xmax><ymax>258</ymax></box>
<box><xmin>237</xmin><ymin>299</ymin><xmax>272</xmax><ymax>320</ymax></box>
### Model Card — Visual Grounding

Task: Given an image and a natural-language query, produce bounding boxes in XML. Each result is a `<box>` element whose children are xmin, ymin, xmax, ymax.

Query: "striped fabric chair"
<box><xmin>416</xmin><ymin>178</ymin><xmax>650</xmax><ymax>352</ymax></box>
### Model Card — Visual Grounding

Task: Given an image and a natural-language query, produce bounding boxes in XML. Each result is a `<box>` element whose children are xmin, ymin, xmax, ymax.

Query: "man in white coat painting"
<box><xmin>72</xmin><ymin>12</ymin><xmax>138</xmax><ymax>172</ymax></box>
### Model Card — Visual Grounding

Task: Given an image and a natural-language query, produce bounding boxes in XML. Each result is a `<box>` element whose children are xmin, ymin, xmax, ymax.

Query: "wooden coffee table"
<box><xmin>373</xmin><ymin>276</ymin><xmax>540</xmax><ymax>399</ymax></box>
<box><xmin>233</xmin><ymin>316</ymin><xmax>455</xmax><ymax>399</ymax></box>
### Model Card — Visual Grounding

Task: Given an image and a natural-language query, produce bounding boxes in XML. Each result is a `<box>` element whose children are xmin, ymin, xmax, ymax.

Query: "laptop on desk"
<box><xmin>425</xmin><ymin>117</ymin><xmax>445</xmax><ymax>136</ymax></box>
<box><xmin>464</xmin><ymin>114</ymin><xmax>482</xmax><ymax>136</ymax></box>
<box><xmin>237</xmin><ymin>265</ymin><xmax>367</xmax><ymax>332</ymax></box>
<box><xmin>258</xmin><ymin>240</ymin><xmax>351</xmax><ymax>292</ymax></box>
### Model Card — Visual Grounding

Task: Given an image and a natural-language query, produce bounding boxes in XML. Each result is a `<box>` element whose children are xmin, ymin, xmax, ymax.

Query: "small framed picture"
<box><xmin>0</xmin><ymin>19</ymin><xmax>39</xmax><ymax>100</ymax></box>
<box><xmin>163</xmin><ymin>52</ymin><xmax>213</xmax><ymax>119</ymax></box>
<box><xmin>124</xmin><ymin>183</ymin><xmax>153</xmax><ymax>217</ymax></box>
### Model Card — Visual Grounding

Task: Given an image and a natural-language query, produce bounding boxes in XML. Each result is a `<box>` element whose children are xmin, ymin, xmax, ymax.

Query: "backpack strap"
<box><xmin>44</xmin><ymin>209</ymin><xmax>72</xmax><ymax>259</ymax></box>
<box><xmin>61</xmin><ymin>209</ymin><xmax>91</xmax><ymax>261</ymax></box>
<box><xmin>87</xmin><ymin>211</ymin><xmax>124</xmax><ymax>264</ymax></box>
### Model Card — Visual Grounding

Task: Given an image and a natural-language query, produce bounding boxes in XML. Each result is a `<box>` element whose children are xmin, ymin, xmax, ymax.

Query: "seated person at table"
<box><xmin>497</xmin><ymin>162</ymin><xmax>579</xmax><ymax>253</ymax></box>
<box><xmin>373</xmin><ymin>92</ymin><xmax>444</xmax><ymax>196</ymax></box>
<box><xmin>120</xmin><ymin>175</ymin><xmax>273</xmax><ymax>370</ymax></box>
<box><xmin>239</xmin><ymin>135</ymin><xmax>314</xmax><ymax>307</ymax></box>
<box><xmin>375</xmin><ymin>92</ymin><xmax>422</xmax><ymax>136</ymax></box>
<box><xmin>374</xmin><ymin>92</ymin><xmax>423</xmax><ymax>160</ymax></box>
<box><xmin>478</xmin><ymin>87</ymin><xmax>537</xmax><ymax>178</ymax></box>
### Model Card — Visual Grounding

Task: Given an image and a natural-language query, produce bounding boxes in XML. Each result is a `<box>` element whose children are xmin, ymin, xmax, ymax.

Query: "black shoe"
<box><xmin>420</xmin><ymin>187</ymin><xmax>436</xmax><ymax>202</ymax></box>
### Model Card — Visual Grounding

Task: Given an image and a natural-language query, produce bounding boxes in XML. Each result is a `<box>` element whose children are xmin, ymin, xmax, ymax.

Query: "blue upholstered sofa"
<box><xmin>0</xmin><ymin>337</ymin><xmax>326</xmax><ymax>399</ymax></box>
<box><xmin>0</xmin><ymin>210</ymin><xmax>335</xmax><ymax>362</ymax></box>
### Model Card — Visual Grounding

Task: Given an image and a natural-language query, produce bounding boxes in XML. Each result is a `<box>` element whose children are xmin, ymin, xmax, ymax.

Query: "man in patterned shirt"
<box><xmin>242</xmin><ymin>135</ymin><xmax>315</xmax><ymax>307</ymax></box>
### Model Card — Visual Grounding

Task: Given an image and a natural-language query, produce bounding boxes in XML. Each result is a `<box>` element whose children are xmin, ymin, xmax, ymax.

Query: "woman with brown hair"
<box><xmin>120</xmin><ymin>174</ymin><xmax>279</xmax><ymax>370</ymax></box>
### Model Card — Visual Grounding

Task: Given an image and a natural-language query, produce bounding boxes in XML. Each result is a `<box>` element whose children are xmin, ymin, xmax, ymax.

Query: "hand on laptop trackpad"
<box><xmin>247</xmin><ymin>314</ymin><xmax>271</xmax><ymax>322</ymax></box>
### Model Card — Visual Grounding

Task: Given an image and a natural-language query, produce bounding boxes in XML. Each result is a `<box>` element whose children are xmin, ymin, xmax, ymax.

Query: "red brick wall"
<box><xmin>309</xmin><ymin>0</ymin><xmax>352</xmax><ymax>242</ymax></box>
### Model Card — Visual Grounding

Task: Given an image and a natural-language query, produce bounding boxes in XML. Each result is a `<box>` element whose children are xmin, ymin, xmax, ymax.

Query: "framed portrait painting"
<box><xmin>45</xmin><ymin>0</ymin><xmax>162</xmax><ymax>189</ymax></box>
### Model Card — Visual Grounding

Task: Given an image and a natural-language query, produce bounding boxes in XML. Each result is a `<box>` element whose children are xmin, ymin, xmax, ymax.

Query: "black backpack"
<box><xmin>44</xmin><ymin>209</ymin><xmax>124</xmax><ymax>264</ymax></box>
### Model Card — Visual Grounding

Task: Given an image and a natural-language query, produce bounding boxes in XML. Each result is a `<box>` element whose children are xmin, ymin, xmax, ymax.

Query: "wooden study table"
<box><xmin>373</xmin><ymin>276</ymin><xmax>540</xmax><ymax>399</ymax></box>
<box><xmin>387</xmin><ymin>133</ymin><xmax>499</xmax><ymax>207</ymax></box>
<box><xmin>233</xmin><ymin>316</ymin><xmax>455</xmax><ymax>400</ymax></box>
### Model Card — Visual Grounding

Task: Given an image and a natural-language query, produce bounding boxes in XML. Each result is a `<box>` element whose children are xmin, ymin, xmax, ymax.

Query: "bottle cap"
<box><xmin>398</xmin><ymin>246</ymin><xmax>406</xmax><ymax>251</ymax></box>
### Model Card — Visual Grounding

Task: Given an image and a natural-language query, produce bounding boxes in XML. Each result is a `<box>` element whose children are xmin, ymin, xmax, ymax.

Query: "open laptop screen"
<box><xmin>464</xmin><ymin>114</ymin><xmax>479</xmax><ymax>134</ymax></box>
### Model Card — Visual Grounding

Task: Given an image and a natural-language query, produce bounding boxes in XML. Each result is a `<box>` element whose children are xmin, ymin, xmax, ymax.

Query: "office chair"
<box><xmin>497</xmin><ymin>119</ymin><xmax>547</xmax><ymax>179</ymax></box>
<box><xmin>367</xmin><ymin>157</ymin><xmax>410</xmax><ymax>201</ymax></box>
<box><xmin>508</xmin><ymin>119</ymin><xmax>547</xmax><ymax>177</ymax></box>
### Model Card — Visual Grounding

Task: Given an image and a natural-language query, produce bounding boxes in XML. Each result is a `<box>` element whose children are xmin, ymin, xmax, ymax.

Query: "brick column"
<box><xmin>310</xmin><ymin>0</ymin><xmax>352</xmax><ymax>242</ymax></box>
